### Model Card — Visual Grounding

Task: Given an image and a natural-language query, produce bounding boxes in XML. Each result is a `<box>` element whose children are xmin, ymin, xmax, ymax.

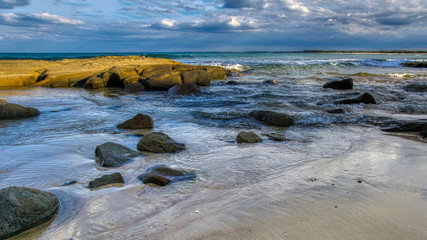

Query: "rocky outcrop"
<box><xmin>137</xmin><ymin>132</ymin><xmax>186</xmax><ymax>153</ymax></box>
<box><xmin>0</xmin><ymin>100</ymin><xmax>40</xmax><ymax>119</ymax></box>
<box><xmin>117</xmin><ymin>114</ymin><xmax>154</xmax><ymax>129</ymax></box>
<box><xmin>0</xmin><ymin>187</ymin><xmax>59</xmax><ymax>239</ymax></box>
<box><xmin>0</xmin><ymin>56</ymin><xmax>227</xmax><ymax>90</ymax></box>
<box><xmin>402</xmin><ymin>62</ymin><xmax>427</xmax><ymax>68</ymax></box>
<box><xmin>250</xmin><ymin>110</ymin><xmax>294</xmax><ymax>127</ymax></box>
<box><xmin>334</xmin><ymin>92</ymin><xmax>377</xmax><ymax>104</ymax></box>
<box><xmin>404</xmin><ymin>82</ymin><xmax>427</xmax><ymax>92</ymax></box>
<box><xmin>236</xmin><ymin>131</ymin><xmax>262</xmax><ymax>143</ymax></box>
<box><xmin>137</xmin><ymin>164</ymin><xmax>196</xmax><ymax>186</ymax></box>
<box><xmin>323</xmin><ymin>78</ymin><xmax>353</xmax><ymax>90</ymax></box>
<box><xmin>95</xmin><ymin>142</ymin><xmax>141</xmax><ymax>167</ymax></box>
<box><xmin>88</xmin><ymin>173</ymin><xmax>124</xmax><ymax>189</ymax></box>
<box><xmin>168</xmin><ymin>83</ymin><xmax>202</xmax><ymax>96</ymax></box>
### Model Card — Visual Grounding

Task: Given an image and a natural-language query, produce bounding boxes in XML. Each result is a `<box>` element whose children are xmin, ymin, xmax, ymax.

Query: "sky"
<box><xmin>0</xmin><ymin>0</ymin><xmax>426</xmax><ymax>52</ymax></box>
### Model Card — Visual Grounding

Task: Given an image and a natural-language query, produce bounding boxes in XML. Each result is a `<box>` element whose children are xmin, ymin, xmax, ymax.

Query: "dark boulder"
<box><xmin>323</xmin><ymin>78</ymin><xmax>353</xmax><ymax>90</ymax></box>
<box><xmin>137</xmin><ymin>164</ymin><xmax>196</xmax><ymax>187</ymax></box>
<box><xmin>225</xmin><ymin>80</ymin><xmax>240</xmax><ymax>85</ymax></box>
<box><xmin>88</xmin><ymin>173</ymin><xmax>124</xmax><ymax>189</ymax></box>
<box><xmin>124</xmin><ymin>82</ymin><xmax>145</xmax><ymax>93</ymax></box>
<box><xmin>250</xmin><ymin>110</ymin><xmax>294</xmax><ymax>127</ymax></box>
<box><xmin>0</xmin><ymin>187</ymin><xmax>59</xmax><ymax>239</ymax></box>
<box><xmin>168</xmin><ymin>83</ymin><xmax>202</xmax><ymax>96</ymax></box>
<box><xmin>137</xmin><ymin>132</ymin><xmax>186</xmax><ymax>153</ymax></box>
<box><xmin>334</xmin><ymin>92</ymin><xmax>377</xmax><ymax>104</ymax></box>
<box><xmin>95</xmin><ymin>142</ymin><xmax>141</xmax><ymax>167</ymax></box>
<box><xmin>402</xmin><ymin>62</ymin><xmax>427</xmax><ymax>68</ymax></box>
<box><xmin>403</xmin><ymin>82</ymin><xmax>427</xmax><ymax>92</ymax></box>
<box><xmin>84</xmin><ymin>76</ymin><xmax>105</xmax><ymax>89</ymax></box>
<box><xmin>0</xmin><ymin>100</ymin><xmax>40</xmax><ymax>119</ymax></box>
<box><xmin>263</xmin><ymin>133</ymin><xmax>289</xmax><ymax>142</ymax></box>
<box><xmin>117</xmin><ymin>114</ymin><xmax>153</xmax><ymax>129</ymax></box>
<box><xmin>326</xmin><ymin>108</ymin><xmax>345</xmax><ymax>114</ymax></box>
<box><xmin>236</xmin><ymin>131</ymin><xmax>262</xmax><ymax>143</ymax></box>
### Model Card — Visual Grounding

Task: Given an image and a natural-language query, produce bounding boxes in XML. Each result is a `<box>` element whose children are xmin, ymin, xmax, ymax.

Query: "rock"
<box><xmin>225</xmin><ymin>80</ymin><xmax>240</xmax><ymax>85</ymax></box>
<box><xmin>236</xmin><ymin>131</ymin><xmax>262</xmax><ymax>143</ymax></box>
<box><xmin>95</xmin><ymin>142</ymin><xmax>141</xmax><ymax>167</ymax></box>
<box><xmin>0</xmin><ymin>187</ymin><xmax>59</xmax><ymax>239</ymax></box>
<box><xmin>102</xmin><ymin>66</ymin><xmax>138</xmax><ymax>87</ymax></box>
<box><xmin>403</xmin><ymin>82</ymin><xmax>427</xmax><ymax>92</ymax></box>
<box><xmin>263</xmin><ymin>80</ymin><xmax>277</xmax><ymax>85</ymax></box>
<box><xmin>140</xmin><ymin>65</ymin><xmax>173</xmax><ymax>79</ymax></box>
<box><xmin>323</xmin><ymin>78</ymin><xmax>353</xmax><ymax>90</ymax></box>
<box><xmin>144</xmin><ymin>70</ymin><xmax>182</xmax><ymax>90</ymax></box>
<box><xmin>124</xmin><ymin>82</ymin><xmax>145</xmax><ymax>93</ymax></box>
<box><xmin>181</xmin><ymin>70</ymin><xmax>211</xmax><ymax>86</ymax></box>
<box><xmin>421</xmin><ymin>130</ymin><xmax>427</xmax><ymax>138</ymax></box>
<box><xmin>88</xmin><ymin>173</ymin><xmax>124</xmax><ymax>189</ymax></box>
<box><xmin>0</xmin><ymin>100</ymin><xmax>40</xmax><ymax>119</ymax></box>
<box><xmin>334</xmin><ymin>92</ymin><xmax>377</xmax><ymax>104</ymax></box>
<box><xmin>84</xmin><ymin>75</ymin><xmax>105</xmax><ymax>89</ymax></box>
<box><xmin>122</xmin><ymin>75</ymin><xmax>141</xmax><ymax>85</ymax></box>
<box><xmin>137</xmin><ymin>164</ymin><xmax>196</xmax><ymax>186</ymax></box>
<box><xmin>168</xmin><ymin>83</ymin><xmax>202</xmax><ymax>96</ymax></box>
<box><xmin>250</xmin><ymin>110</ymin><xmax>294</xmax><ymax>127</ymax></box>
<box><xmin>117</xmin><ymin>114</ymin><xmax>153</xmax><ymax>129</ymax></box>
<box><xmin>138</xmin><ymin>173</ymin><xmax>171</xmax><ymax>186</ymax></box>
<box><xmin>381</xmin><ymin>120</ymin><xmax>427</xmax><ymax>133</ymax></box>
<box><xmin>326</xmin><ymin>108</ymin><xmax>345</xmax><ymax>114</ymax></box>
<box><xmin>203</xmin><ymin>66</ymin><xmax>228</xmax><ymax>80</ymax></box>
<box><xmin>263</xmin><ymin>133</ymin><xmax>288</xmax><ymax>141</ymax></box>
<box><xmin>402</xmin><ymin>62</ymin><xmax>427</xmax><ymax>68</ymax></box>
<box><xmin>137</xmin><ymin>132</ymin><xmax>186</xmax><ymax>153</ymax></box>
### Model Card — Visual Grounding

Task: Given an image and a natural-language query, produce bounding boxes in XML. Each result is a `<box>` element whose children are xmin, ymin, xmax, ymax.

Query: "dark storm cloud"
<box><xmin>0</xmin><ymin>0</ymin><xmax>30</xmax><ymax>9</ymax></box>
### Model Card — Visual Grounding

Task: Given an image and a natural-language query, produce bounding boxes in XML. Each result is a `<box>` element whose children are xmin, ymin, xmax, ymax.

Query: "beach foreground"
<box><xmin>1</xmin><ymin>53</ymin><xmax>426</xmax><ymax>239</ymax></box>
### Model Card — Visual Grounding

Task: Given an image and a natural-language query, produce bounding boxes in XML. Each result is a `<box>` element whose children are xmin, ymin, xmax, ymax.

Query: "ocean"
<box><xmin>1</xmin><ymin>52</ymin><xmax>426</xmax><ymax>240</ymax></box>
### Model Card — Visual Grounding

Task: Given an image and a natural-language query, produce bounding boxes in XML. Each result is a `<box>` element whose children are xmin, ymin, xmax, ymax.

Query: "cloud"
<box><xmin>0</xmin><ymin>0</ymin><xmax>29</xmax><ymax>9</ymax></box>
<box><xmin>0</xmin><ymin>12</ymin><xmax>84</xmax><ymax>27</ymax></box>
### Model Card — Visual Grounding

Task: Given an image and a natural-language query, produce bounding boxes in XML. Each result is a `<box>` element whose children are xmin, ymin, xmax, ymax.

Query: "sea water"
<box><xmin>0</xmin><ymin>52</ymin><xmax>426</xmax><ymax>240</ymax></box>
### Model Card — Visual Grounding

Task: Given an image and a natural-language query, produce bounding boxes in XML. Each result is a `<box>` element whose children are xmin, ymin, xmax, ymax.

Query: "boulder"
<box><xmin>225</xmin><ymin>80</ymin><xmax>240</xmax><ymax>85</ymax></box>
<box><xmin>137</xmin><ymin>132</ymin><xmax>186</xmax><ymax>153</ymax></box>
<box><xmin>323</xmin><ymin>78</ymin><xmax>353</xmax><ymax>90</ymax></box>
<box><xmin>117</xmin><ymin>114</ymin><xmax>153</xmax><ymax>129</ymax></box>
<box><xmin>122</xmin><ymin>75</ymin><xmax>141</xmax><ymax>85</ymax></box>
<box><xmin>263</xmin><ymin>80</ymin><xmax>277</xmax><ymax>85</ymax></box>
<box><xmin>236</xmin><ymin>131</ymin><xmax>262</xmax><ymax>143</ymax></box>
<box><xmin>326</xmin><ymin>108</ymin><xmax>345</xmax><ymax>114</ymax></box>
<box><xmin>144</xmin><ymin>70</ymin><xmax>182</xmax><ymax>90</ymax></box>
<box><xmin>168</xmin><ymin>83</ymin><xmax>202</xmax><ymax>96</ymax></box>
<box><xmin>263</xmin><ymin>133</ymin><xmax>289</xmax><ymax>142</ymax></box>
<box><xmin>124</xmin><ymin>82</ymin><xmax>145</xmax><ymax>93</ymax></box>
<box><xmin>140</xmin><ymin>65</ymin><xmax>173</xmax><ymax>79</ymax></box>
<box><xmin>0</xmin><ymin>100</ymin><xmax>40</xmax><ymax>119</ymax></box>
<box><xmin>84</xmin><ymin>75</ymin><xmax>105</xmax><ymax>89</ymax></box>
<box><xmin>402</xmin><ymin>62</ymin><xmax>427</xmax><ymax>68</ymax></box>
<box><xmin>403</xmin><ymin>82</ymin><xmax>427</xmax><ymax>92</ymax></box>
<box><xmin>334</xmin><ymin>92</ymin><xmax>377</xmax><ymax>104</ymax></box>
<box><xmin>137</xmin><ymin>164</ymin><xmax>196</xmax><ymax>186</ymax></box>
<box><xmin>0</xmin><ymin>187</ymin><xmax>59</xmax><ymax>239</ymax></box>
<box><xmin>95</xmin><ymin>142</ymin><xmax>141</xmax><ymax>167</ymax></box>
<box><xmin>181</xmin><ymin>70</ymin><xmax>211</xmax><ymax>86</ymax></box>
<box><xmin>102</xmin><ymin>66</ymin><xmax>138</xmax><ymax>87</ymax></box>
<box><xmin>203</xmin><ymin>66</ymin><xmax>228</xmax><ymax>80</ymax></box>
<box><xmin>250</xmin><ymin>110</ymin><xmax>294</xmax><ymax>127</ymax></box>
<box><xmin>88</xmin><ymin>173</ymin><xmax>124</xmax><ymax>189</ymax></box>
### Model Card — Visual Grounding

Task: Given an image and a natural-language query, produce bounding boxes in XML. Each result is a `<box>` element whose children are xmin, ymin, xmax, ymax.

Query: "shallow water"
<box><xmin>1</xmin><ymin>53</ymin><xmax>426</xmax><ymax>239</ymax></box>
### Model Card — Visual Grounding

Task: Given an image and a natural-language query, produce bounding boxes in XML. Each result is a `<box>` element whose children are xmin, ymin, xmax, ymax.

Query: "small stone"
<box><xmin>95</xmin><ymin>142</ymin><xmax>141</xmax><ymax>167</ymax></box>
<box><xmin>117</xmin><ymin>114</ymin><xmax>153</xmax><ymax>129</ymax></box>
<box><xmin>88</xmin><ymin>173</ymin><xmax>124</xmax><ymax>189</ymax></box>
<box><xmin>236</xmin><ymin>131</ymin><xmax>262</xmax><ymax>143</ymax></box>
<box><xmin>138</xmin><ymin>173</ymin><xmax>171</xmax><ymax>186</ymax></box>
<box><xmin>323</xmin><ymin>78</ymin><xmax>353</xmax><ymax>90</ymax></box>
<box><xmin>137</xmin><ymin>132</ymin><xmax>186</xmax><ymax>153</ymax></box>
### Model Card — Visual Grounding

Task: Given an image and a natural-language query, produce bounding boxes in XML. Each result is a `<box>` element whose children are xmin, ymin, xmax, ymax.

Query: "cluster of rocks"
<box><xmin>322</xmin><ymin>77</ymin><xmax>378</xmax><ymax>104</ymax></box>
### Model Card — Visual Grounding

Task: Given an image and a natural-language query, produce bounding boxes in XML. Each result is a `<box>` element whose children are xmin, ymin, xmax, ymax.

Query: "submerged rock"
<box><xmin>0</xmin><ymin>187</ymin><xmax>59</xmax><ymax>239</ymax></box>
<box><xmin>402</xmin><ymin>62</ymin><xmax>427</xmax><ymax>68</ymax></box>
<box><xmin>168</xmin><ymin>83</ymin><xmax>202</xmax><ymax>96</ymax></box>
<box><xmin>263</xmin><ymin>133</ymin><xmax>289</xmax><ymax>142</ymax></box>
<box><xmin>403</xmin><ymin>82</ymin><xmax>427</xmax><ymax>92</ymax></box>
<box><xmin>137</xmin><ymin>132</ymin><xmax>186</xmax><ymax>153</ymax></box>
<box><xmin>117</xmin><ymin>114</ymin><xmax>153</xmax><ymax>129</ymax></box>
<box><xmin>323</xmin><ymin>78</ymin><xmax>353</xmax><ymax>90</ymax></box>
<box><xmin>124</xmin><ymin>82</ymin><xmax>145</xmax><ymax>93</ymax></box>
<box><xmin>334</xmin><ymin>92</ymin><xmax>377</xmax><ymax>104</ymax></box>
<box><xmin>250</xmin><ymin>110</ymin><xmax>294</xmax><ymax>127</ymax></box>
<box><xmin>0</xmin><ymin>100</ymin><xmax>40</xmax><ymax>119</ymax></box>
<box><xmin>326</xmin><ymin>108</ymin><xmax>345</xmax><ymax>114</ymax></box>
<box><xmin>263</xmin><ymin>80</ymin><xmax>277</xmax><ymax>85</ymax></box>
<box><xmin>95</xmin><ymin>142</ymin><xmax>141</xmax><ymax>167</ymax></box>
<box><xmin>137</xmin><ymin>164</ymin><xmax>196</xmax><ymax>187</ymax></box>
<box><xmin>88</xmin><ymin>173</ymin><xmax>124</xmax><ymax>189</ymax></box>
<box><xmin>236</xmin><ymin>131</ymin><xmax>262</xmax><ymax>143</ymax></box>
<box><xmin>381</xmin><ymin>120</ymin><xmax>427</xmax><ymax>133</ymax></box>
